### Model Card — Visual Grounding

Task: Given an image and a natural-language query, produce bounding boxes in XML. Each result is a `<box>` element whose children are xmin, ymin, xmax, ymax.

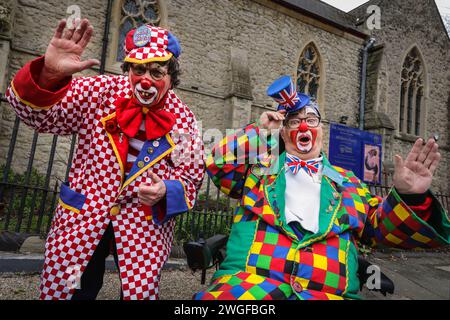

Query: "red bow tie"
<box><xmin>115</xmin><ymin>95</ymin><xmax>175</xmax><ymax>141</ymax></box>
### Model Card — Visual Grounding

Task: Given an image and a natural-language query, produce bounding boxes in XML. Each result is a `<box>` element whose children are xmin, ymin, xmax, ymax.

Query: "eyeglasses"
<box><xmin>284</xmin><ymin>116</ymin><xmax>321</xmax><ymax>129</ymax></box>
<box><xmin>130</xmin><ymin>64</ymin><xmax>168</xmax><ymax>80</ymax></box>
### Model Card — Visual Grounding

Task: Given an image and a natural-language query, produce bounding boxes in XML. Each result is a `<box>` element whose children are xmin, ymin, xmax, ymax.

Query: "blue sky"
<box><xmin>320</xmin><ymin>0</ymin><xmax>450</xmax><ymax>16</ymax></box>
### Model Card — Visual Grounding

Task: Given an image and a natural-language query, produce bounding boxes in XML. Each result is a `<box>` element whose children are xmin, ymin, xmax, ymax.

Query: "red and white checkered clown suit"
<box><xmin>5</xmin><ymin>26</ymin><xmax>205</xmax><ymax>300</ymax></box>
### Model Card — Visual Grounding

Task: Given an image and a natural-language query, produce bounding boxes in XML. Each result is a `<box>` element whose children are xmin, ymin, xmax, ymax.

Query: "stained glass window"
<box><xmin>399</xmin><ymin>47</ymin><xmax>424</xmax><ymax>135</ymax></box>
<box><xmin>296</xmin><ymin>43</ymin><xmax>321</xmax><ymax>101</ymax></box>
<box><xmin>117</xmin><ymin>0</ymin><xmax>161</xmax><ymax>62</ymax></box>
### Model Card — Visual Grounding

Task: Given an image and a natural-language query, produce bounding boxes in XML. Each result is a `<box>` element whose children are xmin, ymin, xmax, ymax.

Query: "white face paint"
<box><xmin>295</xmin><ymin>130</ymin><xmax>313</xmax><ymax>153</ymax></box>
<box><xmin>134</xmin><ymin>83</ymin><xmax>158</xmax><ymax>106</ymax></box>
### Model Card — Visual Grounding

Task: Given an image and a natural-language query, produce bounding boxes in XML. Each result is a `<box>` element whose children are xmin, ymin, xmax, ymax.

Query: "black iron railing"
<box><xmin>174</xmin><ymin>177</ymin><xmax>235</xmax><ymax>244</ymax></box>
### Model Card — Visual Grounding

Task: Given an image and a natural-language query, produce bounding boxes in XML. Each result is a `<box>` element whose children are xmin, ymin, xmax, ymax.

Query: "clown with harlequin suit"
<box><xmin>6</xmin><ymin>18</ymin><xmax>204</xmax><ymax>300</ymax></box>
<box><xmin>194</xmin><ymin>76</ymin><xmax>450</xmax><ymax>300</ymax></box>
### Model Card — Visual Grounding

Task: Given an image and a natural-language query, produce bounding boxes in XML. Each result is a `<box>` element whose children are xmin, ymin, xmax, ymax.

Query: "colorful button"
<box><xmin>110</xmin><ymin>205</ymin><xmax>120</xmax><ymax>216</ymax></box>
<box><xmin>251</xmin><ymin>166</ymin><xmax>261</xmax><ymax>177</ymax></box>
<box><xmin>137</xmin><ymin>161</ymin><xmax>145</xmax><ymax>168</ymax></box>
<box><xmin>333</xmin><ymin>192</ymin><xmax>339</xmax><ymax>199</ymax></box>
<box><xmin>153</xmin><ymin>141</ymin><xmax>160</xmax><ymax>148</ymax></box>
<box><xmin>133</xmin><ymin>25</ymin><xmax>151</xmax><ymax>47</ymax></box>
<box><xmin>292</xmin><ymin>281</ymin><xmax>303</xmax><ymax>293</ymax></box>
<box><xmin>147</xmin><ymin>147</ymin><xmax>154</xmax><ymax>154</ymax></box>
<box><xmin>144</xmin><ymin>156</ymin><xmax>150</xmax><ymax>162</ymax></box>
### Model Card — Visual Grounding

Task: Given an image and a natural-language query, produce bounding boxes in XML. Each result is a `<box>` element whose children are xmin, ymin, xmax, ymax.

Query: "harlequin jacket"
<box><xmin>194</xmin><ymin>122</ymin><xmax>450</xmax><ymax>300</ymax></box>
<box><xmin>6</xmin><ymin>56</ymin><xmax>205</xmax><ymax>300</ymax></box>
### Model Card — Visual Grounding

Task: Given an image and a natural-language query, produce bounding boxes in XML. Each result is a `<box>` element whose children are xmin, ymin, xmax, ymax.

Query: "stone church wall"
<box><xmin>350</xmin><ymin>0</ymin><xmax>450</xmax><ymax>193</ymax></box>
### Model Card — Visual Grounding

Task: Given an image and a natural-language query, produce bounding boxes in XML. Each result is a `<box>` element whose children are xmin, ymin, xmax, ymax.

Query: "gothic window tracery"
<box><xmin>116</xmin><ymin>0</ymin><xmax>161</xmax><ymax>62</ymax></box>
<box><xmin>297</xmin><ymin>43</ymin><xmax>321</xmax><ymax>101</ymax></box>
<box><xmin>399</xmin><ymin>47</ymin><xmax>425</xmax><ymax>136</ymax></box>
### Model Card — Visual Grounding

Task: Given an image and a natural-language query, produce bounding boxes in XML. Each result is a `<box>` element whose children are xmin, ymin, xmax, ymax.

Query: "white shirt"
<box><xmin>284</xmin><ymin>155</ymin><xmax>323</xmax><ymax>233</ymax></box>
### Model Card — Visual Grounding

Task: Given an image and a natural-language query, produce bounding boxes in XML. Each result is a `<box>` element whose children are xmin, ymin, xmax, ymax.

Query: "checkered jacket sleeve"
<box><xmin>206</xmin><ymin>122</ymin><xmax>274</xmax><ymax>199</ymax></box>
<box><xmin>352</xmin><ymin>173</ymin><xmax>450</xmax><ymax>249</ymax></box>
<box><xmin>6</xmin><ymin>56</ymin><xmax>112</xmax><ymax>135</ymax></box>
<box><xmin>170</xmin><ymin>110</ymin><xmax>205</xmax><ymax>210</ymax></box>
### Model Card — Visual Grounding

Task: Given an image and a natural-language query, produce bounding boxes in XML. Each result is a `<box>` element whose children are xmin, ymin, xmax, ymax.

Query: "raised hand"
<box><xmin>39</xmin><ymin>18</ymin><xmax>100</xmax><ymax>88</ymax></box>
<box><xmin>258</xmin><ymin>110</ymin><xmax>286</xmax><ymax>130</ymax></box>
<box><xmin>393</xmin><ymin>138</ymin><xmax>441</xmax><ymax>194</ymax></box>
<box><xmin>138</xmin><ymin>172</ymin><xmax>167</xmax><ymax>207</ymax></box>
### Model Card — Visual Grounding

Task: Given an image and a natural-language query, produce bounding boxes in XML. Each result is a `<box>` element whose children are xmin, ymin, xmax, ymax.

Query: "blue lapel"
<box><xmin>120</xmin><ymin>133</ymin><xmax>175</xmax><ymax>192</ymax></box>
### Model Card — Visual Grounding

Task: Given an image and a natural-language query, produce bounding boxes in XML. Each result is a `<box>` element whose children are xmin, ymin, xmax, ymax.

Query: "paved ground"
<box><xmin>362</xmin><ymin>251</ymin><xmax>450</xmax><ymax>300</ymax></box>
<box><xmin>0</xmin><ymin>251</ymin><xmax>449</xmax><ymax>300</ymax></box>
<box><xmin>0</xmin><ymin>267</ymin><xmax>212</xmax><ymax>300</ymax></box>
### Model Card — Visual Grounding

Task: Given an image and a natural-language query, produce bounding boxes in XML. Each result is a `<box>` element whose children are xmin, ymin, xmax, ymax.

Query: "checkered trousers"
<box><xmin>7</xmin><ymin>63</ymin><xmax>205</xmax><ymax>300</ymax></box>
<box><xmin>246</xmin><ymin>221</ymin><xmax>348</xmax><ymax>299</ymax></box>
<box><xmin>196</xmin><ymin>220</ymin><xmax>350</xmax><ymax>300</ymax></box>
<box><xmin>112</xmin><ymin>204</ymin><xmax>176</xmax><ymax>300</ymax></box>
<box><xmin>194</xmin><ymin>272</ymin><xmax>292</xmax><ymax>300</ymax></box>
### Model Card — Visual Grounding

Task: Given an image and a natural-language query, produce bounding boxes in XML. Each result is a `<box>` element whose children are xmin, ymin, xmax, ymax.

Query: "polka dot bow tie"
<box><xmin>286</xmin><ymin>154</ymin><xmax>320</xmax><ymax>176</ymax></box>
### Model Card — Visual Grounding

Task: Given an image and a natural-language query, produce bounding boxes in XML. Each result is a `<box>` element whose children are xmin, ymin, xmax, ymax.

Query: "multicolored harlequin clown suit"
<box><xmin>195</xmin><ymin>76</ymin><xmax>450</xmax><ymax>300</ymax></box>
<box><xmin>6</xmin><ymin>23</ymin><xmax>204</xmax><ymax>300</ymax></box>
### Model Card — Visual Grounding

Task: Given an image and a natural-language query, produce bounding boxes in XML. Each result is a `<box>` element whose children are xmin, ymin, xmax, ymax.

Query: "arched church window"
<box><xmin>296</xmin><ymin>43</ymin><xmax>321</xmax><ymax>101</ymax></box>
<box><xmin>116</xmin><ymin>0</ymin><xmax>161</xmax><ymax>62</ymax></box>
<box><xmin>399</xmin><ymin>47</ymin><xmax>425</xmax><ymax>136</ymax></box>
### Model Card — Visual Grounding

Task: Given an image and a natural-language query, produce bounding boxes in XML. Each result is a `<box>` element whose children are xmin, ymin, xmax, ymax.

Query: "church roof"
<box><xmin>348</xmin><ymin>0</ymin><xmax>450</xmax><ymax>41</ymax></box>
<box><xmin>273</xmin><ymin>0</ymin><xmax>368</xmax><ymax>39</ymax></box>
<box><xmin>348</xmin><ymin>0</ymin><xmax>382</xmax><ymax>14</ymax></box>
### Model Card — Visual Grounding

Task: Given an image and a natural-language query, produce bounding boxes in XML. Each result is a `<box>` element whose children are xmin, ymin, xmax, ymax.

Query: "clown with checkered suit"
<box><xmin>194</xmin><ymin>75</ymin><xmax>449</xmax><ymax>300</ymax></box>
<box><xmin>6</xmin><ymin>19</ymin><xmax>204</xmax><ymax>300</ymax></box>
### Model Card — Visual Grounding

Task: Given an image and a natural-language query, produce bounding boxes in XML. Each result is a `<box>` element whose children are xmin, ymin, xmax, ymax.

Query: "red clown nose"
<box><xmin>299</xmin><ymin>121</ymin><xmax>308</xmax><ymax>132</ymax></box>
<box><xmin>140</xmin><ymin>79</ymin><xmax>152</xmax><ymax>90</ymax></box>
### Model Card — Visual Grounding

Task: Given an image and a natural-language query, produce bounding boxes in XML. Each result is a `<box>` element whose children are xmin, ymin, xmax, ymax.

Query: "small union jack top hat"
<box><xmin>124</xmin><ymin>25</ymin><xmax>181</xmax><ymax>64</ymax></box>
<box><xmin>267</xmin><ymin>75</ymin><xmax>310</xmax><ymax>114</ymax></box>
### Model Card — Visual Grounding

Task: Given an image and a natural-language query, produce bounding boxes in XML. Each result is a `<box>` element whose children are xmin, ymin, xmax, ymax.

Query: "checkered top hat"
<box><xmin>124</xmin><ymin>25</ymin><xmax>181</xmax><ymax>64</ymax></box>
<box><xmin>266</xmin><ymin>75</ymin><xmax>310</xmax><ymax>114</ymax></box>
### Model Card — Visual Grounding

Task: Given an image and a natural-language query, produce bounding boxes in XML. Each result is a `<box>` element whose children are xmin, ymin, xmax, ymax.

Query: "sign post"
<box><xmin>329</xmin><ymin>124</ymin><xmax>382</xmax><ymax>184</ymax></box>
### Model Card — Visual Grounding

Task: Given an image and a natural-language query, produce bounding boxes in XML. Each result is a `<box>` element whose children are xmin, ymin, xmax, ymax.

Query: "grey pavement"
<box><xmin>0</xmin><ymin>250</ymin><xmax>449</xmax><ymax>300</ymax></box>
<box><xmin>362</xmin><ymin>251</ymin><xmax>450</xmax><ymax>300</ymax></box>
<box><xmin>0</xmin><ymin>251</ymin><xmax>187</xmax><ymax>273</ymax></box>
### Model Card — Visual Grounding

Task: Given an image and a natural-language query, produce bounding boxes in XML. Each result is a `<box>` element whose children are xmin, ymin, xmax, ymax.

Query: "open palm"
<box><xmin>393</xmin><ymin>138</ymin><xmax>441</xmax><ymax>194</ymax></box>
<box><xmin>42</xmin><ymin>19</ymin><xmax>99</xmax><ymax>80</ymax></box>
